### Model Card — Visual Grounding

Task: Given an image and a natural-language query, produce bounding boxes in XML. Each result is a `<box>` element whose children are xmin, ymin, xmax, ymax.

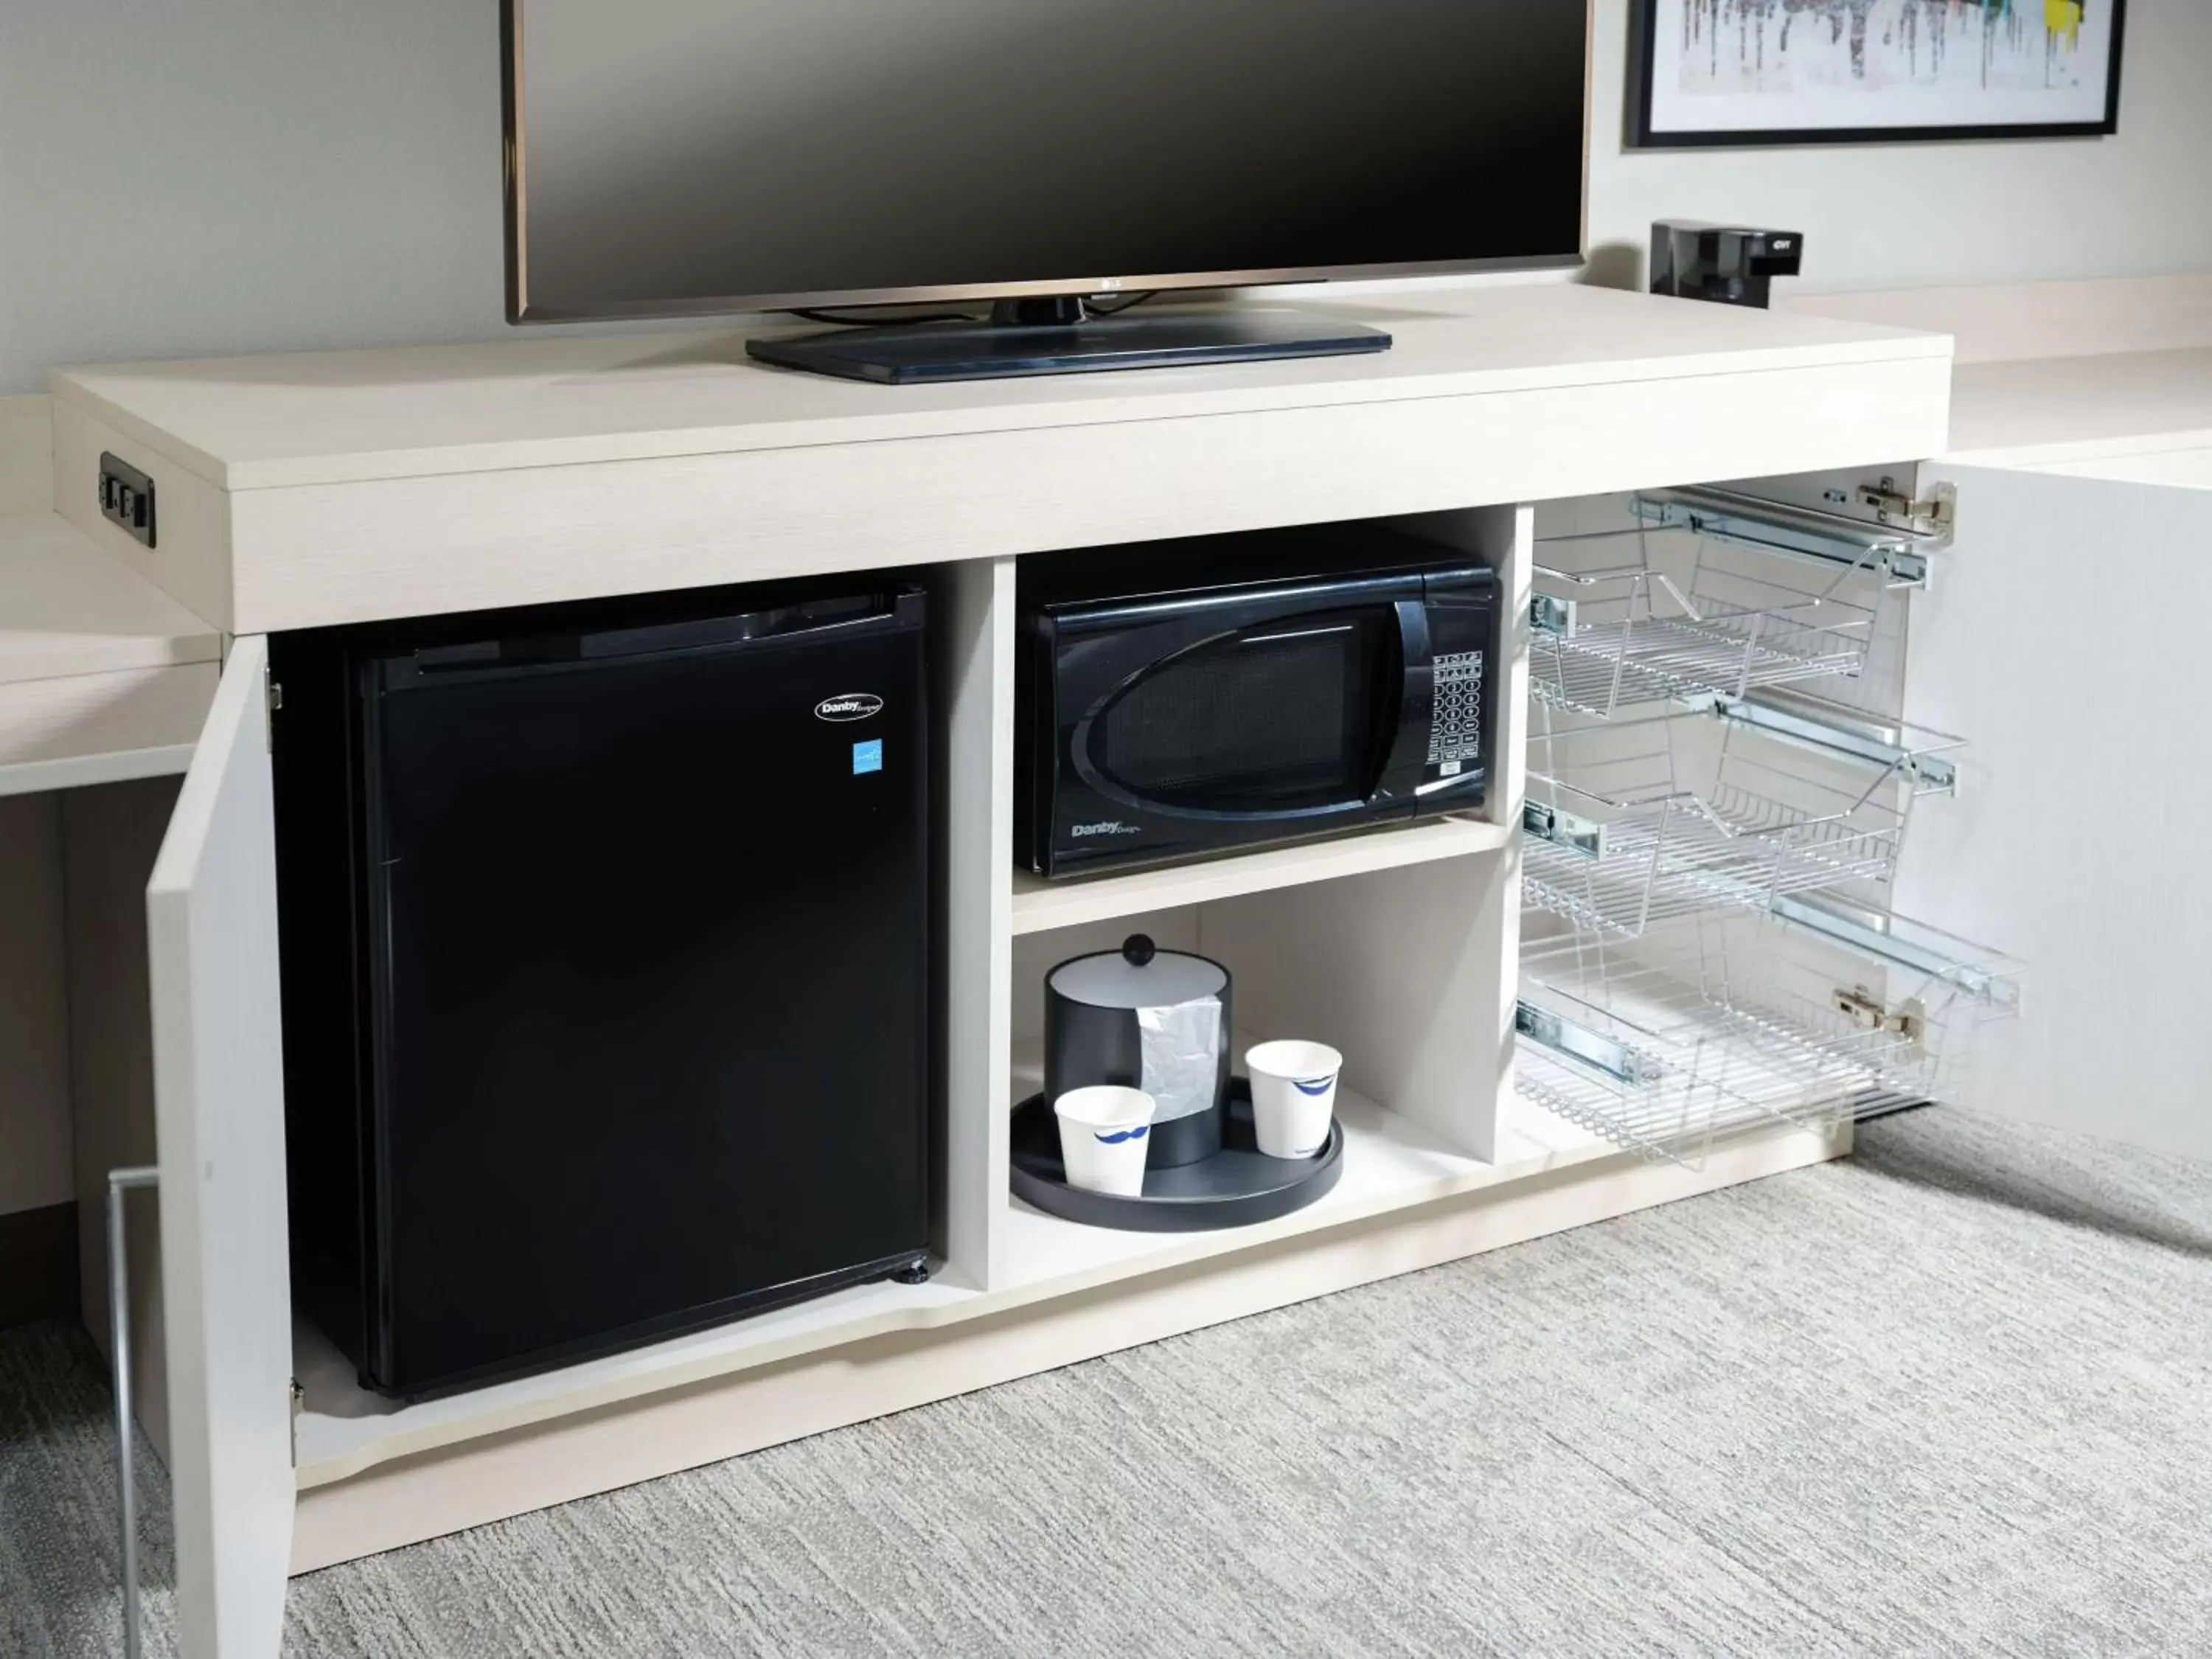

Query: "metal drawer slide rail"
<box><xmin>1631</xmin><ymin>486</ymin><xmax>1947</xmax><ymax>588</ymax></box>
<box><xmin>1706</xmin><ymin>688</ymin><xmax>1963</xmax><ymax>798</ymax></box>
<box><xmin>1770</xmin><ymin>891</ymin><xmax>2023</xmax><ymax>1014</ymax></box>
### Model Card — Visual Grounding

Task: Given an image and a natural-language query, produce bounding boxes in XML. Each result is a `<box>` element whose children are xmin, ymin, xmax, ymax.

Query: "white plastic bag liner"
<box><xmin>1137</xmin><ymin>997</ymin><xmax>1225</xmax><ymax>1123</ymax></box>
<box><xmin>1047</xmin><ymin>944</ymin><xmax>1229</xmax><ymax>1124</ymax></box>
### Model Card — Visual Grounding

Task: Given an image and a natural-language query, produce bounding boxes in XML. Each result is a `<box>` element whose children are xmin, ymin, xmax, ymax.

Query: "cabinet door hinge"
<box><xmin>1832</xmin><ymin>987</ymin><xmax>1926</xmax><ymax>1045</ymax></box>
<box><xmin>1857</xmin><ymin>479</ymin><xmax>1956</xmax><ymax>540</ymax></box>
<box><xmin>291</xmin><ymin>1377</ymin><xmax>305</xmax><ymax>1467</ymax></box>
<box><xmin>265</xmin><ymin>677</ymin><xmax>283</xmax><ymax>752</ymax></box>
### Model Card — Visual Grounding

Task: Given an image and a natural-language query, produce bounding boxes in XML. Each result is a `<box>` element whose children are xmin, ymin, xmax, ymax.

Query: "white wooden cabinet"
<box><xmin>44</xmin><ymin>279</ymin><xmax>2212</xmax><ymax>1651</ymax></box>
<box><xmin>130</xmin><ymin>450</ymin><xmax>2157</xmax><ymax>1655</ymax></box>
<box><xmin>49</xmin><ymin>284</ymin><xmax>2195</xmax><ymax>1657</ymax></box>
<box><xmin>144</xmin><ymin>636</ymin><xmax>294</xmax><ymax>1659</ymax></box>
<box><xmin>1896</xmin><ymin>459</ymin><xmax>2212</xmax><ymax>1164</ymax></box>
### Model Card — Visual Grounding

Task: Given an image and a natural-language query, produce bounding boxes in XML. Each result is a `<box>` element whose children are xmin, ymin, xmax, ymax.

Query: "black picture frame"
<box><xmin>1629</xmin><ymin>0</ymin><xmax>2127</xmax><ymax>149</ymax></box>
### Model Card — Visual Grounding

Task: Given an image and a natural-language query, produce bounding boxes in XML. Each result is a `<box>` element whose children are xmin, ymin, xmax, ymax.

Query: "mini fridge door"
<box><xmin>356</xmin><ymin>589</ymin><xmax>931</xmax><ymax>1393</ymax></box>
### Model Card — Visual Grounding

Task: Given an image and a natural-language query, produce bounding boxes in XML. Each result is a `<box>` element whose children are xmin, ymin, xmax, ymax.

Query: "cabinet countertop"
<box><xmin>46</xmin><ymin>284</ymin><xmax>1950</xmax><ymax>493</ymax></box>
<box><xmin>1947</xmin><ymin>346</ymin><xmax>2212</xmax><ymax>470</ymax></box>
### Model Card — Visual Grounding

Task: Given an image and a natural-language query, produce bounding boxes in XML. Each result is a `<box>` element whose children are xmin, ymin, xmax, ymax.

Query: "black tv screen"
<box><xmin>504</xmin><ymin>0</ymin><xmax>1589</xmax><ymax>321</ymax></box>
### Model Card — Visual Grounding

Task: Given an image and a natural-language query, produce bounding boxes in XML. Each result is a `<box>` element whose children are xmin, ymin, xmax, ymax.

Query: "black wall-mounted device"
<box><xmin>1651</xmin><ymin>220</ymin><xmax>1804</xmax><ymax>310</ymax></box>
<box><xmin>97</xmin><ymin>452</ymin><xmax>156</xmax><ymax>548</ymax></box>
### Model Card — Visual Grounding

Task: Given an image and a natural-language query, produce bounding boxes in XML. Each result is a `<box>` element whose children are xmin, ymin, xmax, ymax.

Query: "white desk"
<box><xmin>1947</xmin><ymin>347</ymin><xmax>2212</xmax><ymax>476</ymax></box>
<box><xmin>6</xmin><ymin>283</ymin><xmax>1959</xmax><ymax>1657</ymax></box>
<box><xmin>0</xmin><ymin>509</ymin><xmax>218</xmax><ymax>797</ymax></box>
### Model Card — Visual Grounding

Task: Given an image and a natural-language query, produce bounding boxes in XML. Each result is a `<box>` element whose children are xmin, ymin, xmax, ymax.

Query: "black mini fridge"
<box><xmin>271</xmin><ymin>579</ymin><xmax>930</xmax><ymax>1397</ymax></box>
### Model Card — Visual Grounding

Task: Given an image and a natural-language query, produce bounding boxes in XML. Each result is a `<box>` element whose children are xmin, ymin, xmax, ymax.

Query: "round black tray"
<box><xmin>1009</xmin><ymin>1077</ymin><xmax>1344</xmax><ymax>1233</ymax></box>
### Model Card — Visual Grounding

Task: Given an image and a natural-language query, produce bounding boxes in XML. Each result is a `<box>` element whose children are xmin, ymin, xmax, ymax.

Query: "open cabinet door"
<box><xmin>1894</xmin><ymin>462</ymin><xmax>2212</xmax><ymax>1164</ymax></box>
<box><xmin>146</xmin><ymin>634</ymin><xmax>293</xmax><ymax>1657</ymax></box>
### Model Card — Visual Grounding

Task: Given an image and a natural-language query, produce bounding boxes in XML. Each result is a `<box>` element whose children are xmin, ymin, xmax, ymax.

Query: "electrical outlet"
<box><xmin>97</xmin><ymin>452</ymin><xmax>156</xmax><ymax>549</ymax></box>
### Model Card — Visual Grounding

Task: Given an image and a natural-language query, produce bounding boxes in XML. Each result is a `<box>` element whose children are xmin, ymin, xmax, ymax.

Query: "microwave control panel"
<box><xmin>1426</xmin><ymin>650</ymin><xmax>1486</xmax><ymax>774</ymax></box>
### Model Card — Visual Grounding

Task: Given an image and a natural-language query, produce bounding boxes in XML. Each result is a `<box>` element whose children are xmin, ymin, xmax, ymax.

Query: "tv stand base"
<box><xmin>746</xmin><ymin>302</ymin><xmax>1391</xmax><ymax>385</ymax></box>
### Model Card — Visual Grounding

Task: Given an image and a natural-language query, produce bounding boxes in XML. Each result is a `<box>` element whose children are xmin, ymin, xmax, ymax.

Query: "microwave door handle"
<box><xmin>1372</xmin><ymin>599</ymin><xmax>1435</xmax><ymax>803</ymax></box>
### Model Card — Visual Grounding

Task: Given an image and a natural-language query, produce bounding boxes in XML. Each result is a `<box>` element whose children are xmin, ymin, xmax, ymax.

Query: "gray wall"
<box><xmin>0</xmin><ymin>0</ymin><xmax>504</xmax><ymax>391</ymax></box>
<box><xmin>1584</xmin><ymin>0</ymin><xmax>2212</xmax><ymax>293</ymax></box>
<box><xmin>4</xmin><ymin>0</ymin><xmax>2211</xmax><ymax>390</ymax></box>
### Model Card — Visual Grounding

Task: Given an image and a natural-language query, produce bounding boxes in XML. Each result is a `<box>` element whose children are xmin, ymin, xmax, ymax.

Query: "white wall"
<box><xmin>0</xmin><ymin>0</ymin><xmax>504</xmax><ymax>393</ymax></box>
<box><xmin>1583</xmin><ymin>0</ymin><xmax>2212</xmax><ymax>295</ymax></box>
<box><xmin>2</xmin><ymin>0</ymin><xmax>2210</xmax><ymax>394</ymax></box>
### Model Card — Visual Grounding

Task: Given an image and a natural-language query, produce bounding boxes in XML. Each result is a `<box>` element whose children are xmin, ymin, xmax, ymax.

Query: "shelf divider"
<box><xmin>1009</xmin><ymin>815</ymin><xmax>1512</xmax><ymax>936</ymax></box>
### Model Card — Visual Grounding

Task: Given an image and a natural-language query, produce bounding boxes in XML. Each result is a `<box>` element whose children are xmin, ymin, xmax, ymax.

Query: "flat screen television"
<box><xmin>502</xmin><ymin>1</ymin><xmax>1590</xmax><ymax>382</ymax></box>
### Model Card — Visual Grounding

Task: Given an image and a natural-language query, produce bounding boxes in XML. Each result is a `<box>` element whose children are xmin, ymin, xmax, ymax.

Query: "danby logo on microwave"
<box><xmin>813</xmin><ymin>693</ymin><xmax>883</xmax><ymax>723</ymax></box>
<box><xmin>1072</xmin><ymin>821</ymin><xmax>1141</xmax><ymax>838</ymax></box>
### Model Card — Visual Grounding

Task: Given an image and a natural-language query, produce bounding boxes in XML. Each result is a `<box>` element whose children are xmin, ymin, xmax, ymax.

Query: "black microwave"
<box><xmin>1018</xmin><ymin>524</ymin><xmax>1498</xmax><ymax>878</ymax></box>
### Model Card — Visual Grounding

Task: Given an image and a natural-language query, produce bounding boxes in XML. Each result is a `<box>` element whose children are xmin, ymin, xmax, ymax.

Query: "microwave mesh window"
<box><xmin>1093</xmin><ymin>621</ymin><xmax>1383</xmax><ymax>809</ymax></box>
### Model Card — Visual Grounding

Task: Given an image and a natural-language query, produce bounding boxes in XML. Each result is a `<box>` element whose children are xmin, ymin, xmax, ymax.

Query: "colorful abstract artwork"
<box><xmin>1633</xmin><ymin>0</ymin><xmax>2127</xmax><ymax>146</ymax></box>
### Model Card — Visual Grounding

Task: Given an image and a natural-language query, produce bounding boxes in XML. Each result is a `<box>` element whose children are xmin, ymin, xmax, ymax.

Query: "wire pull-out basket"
<box><xmin>1523</xmin><ymin>692</ymin><xmax>1964</xmax><ymax>939</ymax></box>
<box><xmin>1531</xmin><ymin>518</ymin><xmax>1882</xmax><ymax>720</ymax></box>
<box><xmin>1516</xmin><ymin>900</ymin><xmax>2021</xmax><ymax>1165</ymax></box>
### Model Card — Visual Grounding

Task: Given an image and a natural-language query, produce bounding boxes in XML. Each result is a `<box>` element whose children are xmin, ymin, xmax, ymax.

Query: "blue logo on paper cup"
<box><xmin>852</xmin><ymin>739</ymin><xmax>883</xmax><ymax>775</ymax></box>
<box><xmin>1293</xmin><ymin>1077</ymin><xmax>1334</xmax><ymax>1096</ymax></box>
<box><xmin>1093</xmin><ymin>1124</ymin><xmax>1150</xmax><ymax>1144</ymax></box>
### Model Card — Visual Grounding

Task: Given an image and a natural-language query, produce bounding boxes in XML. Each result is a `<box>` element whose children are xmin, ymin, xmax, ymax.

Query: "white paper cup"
<box><xmin>1244</xmin><ymin>1040</ymin><xmax>1343</xmax><ymax>1159</ymax></box>
<box><xmin>1054</xmin><ymin>1086</ymin><xmax>1157</xmax><ymax>1197</ymax></box>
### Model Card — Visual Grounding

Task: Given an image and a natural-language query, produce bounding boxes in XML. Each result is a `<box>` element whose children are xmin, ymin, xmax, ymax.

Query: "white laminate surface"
<box><xmin>1010</xmin><ymin>816</ymin><xmax>1514</xmax><ymax>936</ymax></box>
<box><xmin>290</xmin><ymin>1088</ymin><xmax>1625</xmax><ymax>1489</ymax></box>
<box><xmin>1947</xmin><ymin>347</ymin><xmax>2212</xmax><ymax>468</ymax></box>
<box><xmin>49</xmin><ymin>286</ymin><xmax>1950</xmax><ymax>492</ymax></box>
<box><xmin>0</xmin><ymin>512</ymin><xmax>220</xmax><ymax>685</ymax></box>
<box><xmin>1788</xmin><ymin>274</ymin><xmax>2212</xmax><ymax>367</ymax></box>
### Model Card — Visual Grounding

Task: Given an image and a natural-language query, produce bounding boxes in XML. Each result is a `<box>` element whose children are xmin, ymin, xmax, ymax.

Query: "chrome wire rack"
<box><xmin>1531</xmin><ymin>521</ymin><xmax>1879</xmax><ymax>720</ymax></box>
<box><xmin>1517</xmin><ymin>902</ymin><xmax>2020</xmax><ymax>1165</ymax></box>
<box><xmin>1522</xmin><ymin>696</ymin><xmax>1963</xmax><ymax>940</ymax></box>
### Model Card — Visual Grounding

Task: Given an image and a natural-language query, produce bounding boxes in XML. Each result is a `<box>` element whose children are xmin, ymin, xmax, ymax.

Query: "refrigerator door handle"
<box><xmin>408</xmin><ymin>594</ymin><xmax>922</xmax><ymax>677</ymax></box>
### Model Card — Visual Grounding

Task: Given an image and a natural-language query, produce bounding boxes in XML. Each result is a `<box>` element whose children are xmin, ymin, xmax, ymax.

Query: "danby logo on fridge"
<box><xmin>813</xmin><ymin>693</ymin><xmax>883</xmax><ymax>723</ymax></box>
<box><xmin>1071</xmin><ymin>821</ymin><xmax>1141</xmax><ymax>838</ymax></box>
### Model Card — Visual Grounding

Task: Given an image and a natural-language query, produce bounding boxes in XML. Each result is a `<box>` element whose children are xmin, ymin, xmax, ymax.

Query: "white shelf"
<box><xmin>291</xmin><ymin>1088</ymin><xmax>1619</xmax><ymax>1490</ymax></box>
<box><xmin>0</xmin><ymin>509</ymin><xmax>223</xmax><ymax>796</ymax></box>
<box><xmin>998</xmin><ymin>1079</ymin><xmax>1609</xmax><ymax>1290</ymax></box>
<box><xmin>1010</xmin><ymin>815</ymin><xmax>1512</xmax><ymax>935</ymax></box>
<box><xmin>0</xmin><ymin>510</ymin><xmax>219</xmax><ymax>684</ymax></box>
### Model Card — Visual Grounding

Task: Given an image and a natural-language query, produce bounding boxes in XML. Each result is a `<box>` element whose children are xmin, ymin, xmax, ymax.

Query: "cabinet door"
<box><xmin>147</xmin><ymin>634</ymin><xmax>293</xmax><ymax>1657</ymax></box>
<box><xmin>1895</xmin><ymin>462</ymin><xmax>2212</xmax><ymax>1164</ymax></box>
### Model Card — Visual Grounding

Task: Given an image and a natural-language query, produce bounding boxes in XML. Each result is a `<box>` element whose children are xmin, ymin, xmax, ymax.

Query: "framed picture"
<box><xmin>1632</xmin><ymin>0</ymin><xmax>2127</xmax><ymax>147</ymax></box>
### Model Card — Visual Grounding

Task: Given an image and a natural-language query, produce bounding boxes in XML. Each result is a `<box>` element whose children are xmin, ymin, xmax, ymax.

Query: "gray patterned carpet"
<box><xmin>4</xmin><ymin>1107</ymin><xmax>2210</xmax><ymax>1658</ymax></box>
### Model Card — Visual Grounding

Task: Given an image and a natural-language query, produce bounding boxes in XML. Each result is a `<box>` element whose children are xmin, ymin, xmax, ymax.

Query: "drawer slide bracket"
<box><xmin>1516</xmin><ymin>1001</ymin><xmax>1664</xmax><ymax>1086</ymax></box>
<box><xmin>1523</xmin><ymin>799</ymin><xmax>1607</xmax><ymax>858</ymax></box>
<box><xmin>1832</xmin><ymin>986</ymin><xmax>1927</xmax><ymax>1044</ymax></box>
